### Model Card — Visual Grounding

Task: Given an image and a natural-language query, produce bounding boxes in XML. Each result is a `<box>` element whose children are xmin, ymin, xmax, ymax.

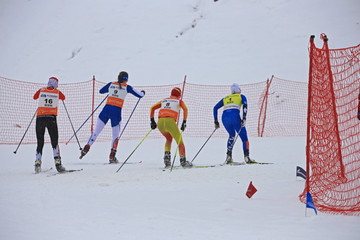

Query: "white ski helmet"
<box><xmin>231</xmin><ymin>83</ymin><xmax>241</xmax><ymax>94</ymax></box>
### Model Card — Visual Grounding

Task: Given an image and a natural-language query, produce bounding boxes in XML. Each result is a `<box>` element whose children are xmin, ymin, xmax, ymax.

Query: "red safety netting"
<box><xmin>0</xmin><ymin>75</ymin><xmax>308</xmax><ymax>146</ymax></box>
<box><xmin>299</xmin><ymin>34</ymin><xmax>360</xmax><ymax>216</ymax></box>
<box><xmin>257</xmin><ymin>76</ymin><xmax>308</xmax><ymax>137</ymax></box>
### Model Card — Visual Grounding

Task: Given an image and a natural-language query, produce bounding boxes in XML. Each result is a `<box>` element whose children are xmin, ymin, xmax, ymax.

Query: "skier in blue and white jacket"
<box><xmin>80</xmin><ymin>71</ymin><xmax>145</xmax><ymax>163</ymax></box>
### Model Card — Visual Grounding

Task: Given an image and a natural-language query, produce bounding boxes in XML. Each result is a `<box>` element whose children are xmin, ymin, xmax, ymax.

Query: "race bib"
<box><xmin>38</xmin><ymin>92</ymin><xmax>59</xmax><ymax>108</ymax></box>
<box><xmin>223</xmin><ymin>94</ymin><xmax>242</xmax><ymax>110</ymax></box>
<box><xmin>161</xmin><ymin>99</ymin><xmax>180</xmax><ymax>112</ymax></box>
<box><xmin>109</xmin><ymin>84</ymin><xmax>127</xmax><ymax>99</ymax></box>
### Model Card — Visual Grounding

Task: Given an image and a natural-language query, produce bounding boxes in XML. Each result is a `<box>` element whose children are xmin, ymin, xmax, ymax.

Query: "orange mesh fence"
<box><xmin>0</xmin><ymin>75</ymin><xmax>308</xmax><ymax>146</ymax></box>
<box><xmin>299</xmin><ymin>34</ymin><xmax>360</xmax><ymax>216</ymax></box>
<box><xmin>257</xmin><ymin>76</ymin><xmax>308</xmax><ymax>137</ymax></box>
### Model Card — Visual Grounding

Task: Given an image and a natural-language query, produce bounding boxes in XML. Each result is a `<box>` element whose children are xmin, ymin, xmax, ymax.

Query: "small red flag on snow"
<box><xmin>246</xmin><ymin>181</ymin><xmax>257</xmax><ymax>199</ymax></box>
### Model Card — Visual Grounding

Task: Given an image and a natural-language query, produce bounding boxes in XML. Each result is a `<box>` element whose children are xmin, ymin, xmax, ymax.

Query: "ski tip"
<box><xmin>64</xmin><ymin>168</ymin><xmax>83</xmax><ymax>173</ymax></box>
<box><xmin>247</xmin><ymin>161</ymin><xmax>274</xmax><ymax>165</ymax></box>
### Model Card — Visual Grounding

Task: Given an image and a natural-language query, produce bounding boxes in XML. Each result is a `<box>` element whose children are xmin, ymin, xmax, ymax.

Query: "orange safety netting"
<box><xmin>0</xmin><ymin>76</ymin><xmax>308</xmax><ymax>145</ymax></box>
<box><xmin>300</xmin><ymin>34</ymin><xmax>360</xmax><ymax>216</ymax></box>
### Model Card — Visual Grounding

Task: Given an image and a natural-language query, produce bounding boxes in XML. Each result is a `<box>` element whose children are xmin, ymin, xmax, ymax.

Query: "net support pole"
<box><xmin>306</xmin><ymin>35</ymin><xmax>315</xmax><ymax>193</ymax></box>
<box><xmin>322</xmin><ymin>34</ymin><xmax>346</xmax><ymax>179</ymax></box>
<box><xmin>91</xmin><ymin>75</ymin><xmax>95</xmax><ymax>133</ymax></box>
<box><xmin>176</xmin><ymin>75</ymin><xmax>187</xmax><ymax>125</ymax></box>
<box><xmin>258</xmin><ymin>75</ymin><xmax>273</xmax><ymax>137</ymax></box>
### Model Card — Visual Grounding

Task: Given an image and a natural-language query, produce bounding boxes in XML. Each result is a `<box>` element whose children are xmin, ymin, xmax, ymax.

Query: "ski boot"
<box><xmin>164</xmin><ymin>151</ymin><xmax>171</xmax><ymax>168</ymax></box>
<box><xmin>180</xmin><ymin>156</ymin><xmax>193</xmax><ymax>168</ymax></box>
<box><xmin>244</xmin><ymin>153</ymin><xmax>256</xmax><ymax>164</ymax></box>
<box><xmin>34</xmin><ymin>159</ymin><xmax>42</xmax><ymax>173</ymax></box>
<box><xmin>79</xmin><ymin>144</ymin><xmax>90</xmax><ymax>159</ymax></box>
<box><xmin>225</xmin><ymin>150</ymin><xmax>234</xmax><ymax>164</ymax></box>
<box><xmin>109</xmin><ymin>148</ymin><xmax>119</xmax><ymax>164</ymax></box>
<box><xmin>55</xmin><ymin>157</ymin><xmax>66</xmax><ymax>173</ymax></box>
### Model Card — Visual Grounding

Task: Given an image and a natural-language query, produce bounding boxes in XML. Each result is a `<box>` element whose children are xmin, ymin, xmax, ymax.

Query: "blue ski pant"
<box><xmin>221</xmin><ymin>110</ymin><xmax>249</xmax><ymax>154</ymax></box>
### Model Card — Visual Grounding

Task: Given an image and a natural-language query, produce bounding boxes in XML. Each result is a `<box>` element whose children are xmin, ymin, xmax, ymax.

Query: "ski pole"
<box><xmin>13</xmin><ymin>108</ymin><xmax>37</xmax><ymax>154</ymax></box>
<box><xmin>191</xmin><ymin>128</ymin><xmax>217</xmax><ymax>163</ymax></box>
<box><xmin>62</xmin><ymin>100</ymin><xmax>82</xmax><ymax>150</ymax></box>
<box><xmin>118</xmin><ymin>97</ymin><xmax>141</xmax><ymax>141</ymax></box>
<box><xmin>232</xmin><ymin>127</ymin><xmax>241</xmax><ymax>145</ymax></box>
<box><xmin>116</xmin><ymin>129</ymin><xmax>152</xmax><ymax>173</ymax></box>
<box><xmin>66</xmin><ymin>94</ymin><xmax>108</xmax><ymax>145</ymax></box>
<box><xmin>233</xmin><ymin>125</ymin><xmax>245</xmax><ymax>146</ymax></box>
<box><xmin>170</xmin><ymin>130</ymin><xmax>183</xmax><ymax>172</ymax></box>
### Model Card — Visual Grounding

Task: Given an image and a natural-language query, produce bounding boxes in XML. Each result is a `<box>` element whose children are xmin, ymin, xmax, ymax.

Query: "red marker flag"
<box><xmin>246</xmin><ymin>181</ymin><xmax>257</xmax><ymax>199</ymax></box>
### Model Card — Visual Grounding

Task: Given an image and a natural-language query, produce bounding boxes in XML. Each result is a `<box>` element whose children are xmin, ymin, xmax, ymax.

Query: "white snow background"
<box><xmin>0</xmin><ymin>0</ymin><xmax>360</xmax><ymax>240</ymax></box>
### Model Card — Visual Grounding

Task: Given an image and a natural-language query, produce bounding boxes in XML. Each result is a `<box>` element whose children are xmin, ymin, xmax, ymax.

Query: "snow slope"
<box><xmin>1</xmin><ymin>137</ymin><xmax>360</xmax><ymax>240</ymax></box>
<box><xmin>0</xmin><ymin>0</ymin><xmax>360</xmax><ymax>239</ymax></box>
<box><xmin>0</xmin><ymin>0</ymin><xmax>359</xmax><ymax>85</ymax></box>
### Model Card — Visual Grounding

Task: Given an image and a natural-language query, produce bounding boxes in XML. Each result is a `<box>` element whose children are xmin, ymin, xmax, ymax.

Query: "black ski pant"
<box><xmin>36</xmin><ymin>115</ymin><xmax>59</xmax><ymax>155</ymax></box>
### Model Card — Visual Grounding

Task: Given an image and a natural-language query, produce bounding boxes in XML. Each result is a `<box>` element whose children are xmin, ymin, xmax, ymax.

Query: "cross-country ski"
<box><xmin>46</xmin><ymin>169</ymin><xmax>83</xmax><ymax>177</ymax></box>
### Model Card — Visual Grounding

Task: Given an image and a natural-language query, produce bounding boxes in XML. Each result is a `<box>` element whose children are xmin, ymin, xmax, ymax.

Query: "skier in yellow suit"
<box><xmin>150</xmin><ymin>87</ymin><xmax>192</xmax><ymax>168</ymax></box>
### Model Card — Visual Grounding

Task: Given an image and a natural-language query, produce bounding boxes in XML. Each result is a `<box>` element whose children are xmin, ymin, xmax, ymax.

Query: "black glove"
<box><xmin>141</xmin><ymin>90</ymin><xmax>145</xmax><ymax>96</ymax></box>
<box><xmin>241</xmin><ymin>117</ymin><xmax>246</xmax><ymax>127</ymax></box>
<box><xmin>150</xmin><ymin>117</ymin><xmax>157</xmax><ymax>129</ymax></box>
<box><xmin>181</xmin><ymin>120</ymin><xmax>187</xmax><ymax>131</ymax></box>
<box><xmin>214</xmin><ymin>120</ymin><xmax>220</xmax><ymax>129</ymax></box>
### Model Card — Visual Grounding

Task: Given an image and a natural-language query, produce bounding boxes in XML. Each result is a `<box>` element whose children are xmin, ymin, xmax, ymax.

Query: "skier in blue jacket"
<box><xmin>213</xmin><ymin>83</ymin><xmax>255</xmax><ymax>164</ymax></box>
<box><xmin>80</xmin><ymin>71</ymin><xmax>145</xmax><ymax>163</ymax></box>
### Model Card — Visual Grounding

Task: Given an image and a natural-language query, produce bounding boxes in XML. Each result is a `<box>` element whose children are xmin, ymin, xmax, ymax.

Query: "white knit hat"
<box><xmin>47</xmin><ymin>77</ymin><xmax>59</xmax><ymax>89</ymax></box>
<box><xmin>231</xmin><ymin>83</ymin><xmax>241</xmax><ymax>94</ymax></box>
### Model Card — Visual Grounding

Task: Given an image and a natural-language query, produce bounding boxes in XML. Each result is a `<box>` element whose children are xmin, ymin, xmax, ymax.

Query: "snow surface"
<box><xmin>0</xmin><ymin>0</ymin><xmax>360</xmax><ymax>239</ymax></box>
<box><xmin>1</xmin><ymin>137</ymin><xmax>360</xmax><ymax>240</ymax></box>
